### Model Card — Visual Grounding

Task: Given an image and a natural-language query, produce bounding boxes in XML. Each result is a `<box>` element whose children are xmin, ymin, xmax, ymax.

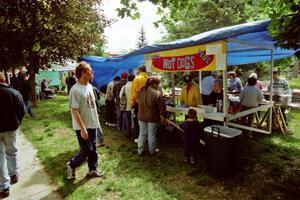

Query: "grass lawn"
<box><xmin>289</xmin><ymin>76</ymin><xmax>300</xmax><ymax>89</ymax></box>
<box><xmin>21</xmin><ymin>96</ymin><xmax>300</xmax><ymax>200</ymax></box>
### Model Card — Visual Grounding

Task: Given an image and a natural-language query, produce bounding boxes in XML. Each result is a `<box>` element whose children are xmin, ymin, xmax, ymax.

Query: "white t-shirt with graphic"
<box><xmin>69</xmin><ymin>83</ymin><xmax>100</xmax><ymax>130</ymax></box>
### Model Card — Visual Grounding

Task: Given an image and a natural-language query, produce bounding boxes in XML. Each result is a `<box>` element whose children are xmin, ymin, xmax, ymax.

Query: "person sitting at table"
<box><xmin>40</xmin><ymin>79</ymin><xmax>55</xmax><ymax>99</ymax></box>
<box><xmin>180</xmin><ymin>108</ymin><xmax>203</xmax><ymax>165</ymax></box>
<box><xmin>267</xmin><ymin>69</ymin><xmax>291</xmax><ymax>95</ymax></box>
<box><xmin>227</xmin><ymin>71</ymin><xmax>243</xmax><ymax>93</ymax></box>
<box><xmin>240</xmin><ymin>77</ymin><xmax>264</xmax><ymax>138</ymax></box>
<box><xmin>208</xmin><ymin>79</ymin><xmax>223</xmax><ymax>107</ymax></box>
<box><xmin>201</xmin><ymin>71</ymin><xmax>217</xmax><ymax>105</ymax></box>
<box><xmin>267</xmin><ymin>69</ymin><xmax>291</xmax><ymax>123</ymax></box>
<box><xmin>180</xmin><ymin>74</ymin><xmax>202</xmax><ymax>107</ymax></box>
<box><xmin>248</xmin><ymin>73</ymin><xmax>263</xmax><ymax>90</ymax></box>
<box><xmin>203</xmin><ymin>79</ymin><xmax>223</xmax><ymax>127</ymax></box>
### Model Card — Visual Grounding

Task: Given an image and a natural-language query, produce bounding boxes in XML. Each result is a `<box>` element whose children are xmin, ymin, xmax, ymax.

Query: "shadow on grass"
<box><xmin>24</xmin><ymin>97</ymin><xmax>300</xmax><ymax>199</ymax></box>
<box><xmin>38</xmin><ymin>149</ymin><xmax>95</xmax><ymax>199</ymax></box>
<box><xmin>110</xmin><ymin>127</ymin><xmax>300</xmax><ymax>200</ymax></box>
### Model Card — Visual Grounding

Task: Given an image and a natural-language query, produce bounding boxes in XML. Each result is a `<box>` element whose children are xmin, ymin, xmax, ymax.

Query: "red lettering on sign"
<box><xmin>152</xmin><ymin>50</ymin><xmax>214</xmax><ymax>71</ymax></box>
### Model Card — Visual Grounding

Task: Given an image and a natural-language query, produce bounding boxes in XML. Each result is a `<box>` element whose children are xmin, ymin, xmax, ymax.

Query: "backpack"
<box><xmin>120</xmin><ymin>87</ymin><xmax>127</xmax><ymax>111</ymax></box>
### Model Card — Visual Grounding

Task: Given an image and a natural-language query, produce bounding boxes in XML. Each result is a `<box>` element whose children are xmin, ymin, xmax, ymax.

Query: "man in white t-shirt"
<box><xmin>67</xmin><ymin>61</ymin><xmax>103</xmax><ymax>179</ymax></box>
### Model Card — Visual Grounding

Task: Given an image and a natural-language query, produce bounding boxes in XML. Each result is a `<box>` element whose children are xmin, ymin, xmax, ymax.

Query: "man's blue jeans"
<box><xmin>0</xmin><ymin>130</ymin><xmax>18</xmax><ymax>190</ymax></box>
<box><xmin>137</xmin><ymin>121</ymin><xmax>158</xmax><ymax>154</ymax></box>
<box><xmin>96</xmin><ymin>127</ymin><xmax>104</xmax><ymax>143</ymax></box>
<box><xmin>24</xmin><ymin>100</ymin><xmax>33</xmax><ymax>117</ymax></box>
<box><xmin>69</xmin><ymin>129</ymin><xmax>98</xmax><ymax>171</ymax></box>
<box><xmin>121</xmin><ymin>111</ymin><xmax>131</xmax><ymax>136</ymax></box>
<box><xmin>116</xmin><ymin>104</ymin><xmax>122</xmax><ymax>130</ymax></box>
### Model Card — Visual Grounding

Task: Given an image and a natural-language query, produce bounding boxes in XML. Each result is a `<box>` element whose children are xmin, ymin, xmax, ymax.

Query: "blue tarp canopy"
<box><xmin>80</xmin><ymin>19</ymin><xmax>298</xmax><ymax>88</ymax></box>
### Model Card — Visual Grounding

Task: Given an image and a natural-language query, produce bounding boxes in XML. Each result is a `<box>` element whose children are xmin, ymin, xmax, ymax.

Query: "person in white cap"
<box><xmin>248</xmin><ymin>73</ymin><xmax>263</xmax><ymax>90</ymax></box>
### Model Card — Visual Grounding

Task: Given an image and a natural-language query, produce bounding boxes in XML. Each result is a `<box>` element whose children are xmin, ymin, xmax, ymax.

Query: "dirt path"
<box><xmin>4</xmin><ymin>132</ymin><xmax>63</xmax><ymax>200</ymax></box>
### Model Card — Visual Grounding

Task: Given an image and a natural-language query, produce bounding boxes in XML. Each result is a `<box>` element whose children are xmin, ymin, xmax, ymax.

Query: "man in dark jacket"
<box><xmin>18</xmin><ymin>72</ymin><xmax>34</xmax><ymax>117</ymax></box>
<box><xmin>0</xmin><ymin>72</ymin><xmax>25</xmax><ymax>198</ymax></box>
<box><xmin>113</xmin><ymin>73</ymin><xmax>127</xmax><ymax>130</ymax></box>
<box><xmin>66</xmin><ymin>71</ymin><xmax>77</xmax><ymax>94</ymax></box>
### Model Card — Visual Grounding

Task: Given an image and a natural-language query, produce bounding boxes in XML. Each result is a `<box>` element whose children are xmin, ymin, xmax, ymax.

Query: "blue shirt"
<box><xmin>228</xmin><ymin>77</ymin><xmax>243</xmax><ymax>92</ymax></box>
<box><xmin>201</xmin><ymin>75</ymin><xmax>215</xmax><ymax>95</ymax></box>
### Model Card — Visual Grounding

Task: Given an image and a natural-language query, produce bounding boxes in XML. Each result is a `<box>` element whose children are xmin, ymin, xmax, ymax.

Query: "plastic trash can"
<box><xmin>204</xmin><ymin>125</ymin><xmax>242</xmax><ymax>175</ymax></box>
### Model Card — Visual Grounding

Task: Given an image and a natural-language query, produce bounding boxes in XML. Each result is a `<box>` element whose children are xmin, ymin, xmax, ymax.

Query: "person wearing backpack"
<box><xmin>119</xmin><ymin>74</ymin><xmax>135</xmax><ymax>137</ymax></box>
<box><xmin>113</xmin><ymin>73</ymin><xmax>127</xmax><ymax>130</ymax></box>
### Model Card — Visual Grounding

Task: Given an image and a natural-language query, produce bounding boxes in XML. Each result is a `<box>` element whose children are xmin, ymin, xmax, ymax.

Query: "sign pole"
<box><xmin>223</xmin><ymin>69</ymin><xmax>228</xmax><ymax>125</ymax></box>
<box><xmin>269</xmin><ymin>49</ymin><xmax>274</xmax><ymax>134</ymax></box>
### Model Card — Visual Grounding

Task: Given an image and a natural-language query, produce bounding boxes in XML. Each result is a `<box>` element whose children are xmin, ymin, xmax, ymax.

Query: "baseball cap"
<box><xmin>184</xmin><ymin>75</ymin><xmax>192</xmax><ymax>83</ymax></box>
<box><xmin>121</xmin><ymin>72</ymin><xmax>128</xmax><ymax>79</ymax></box>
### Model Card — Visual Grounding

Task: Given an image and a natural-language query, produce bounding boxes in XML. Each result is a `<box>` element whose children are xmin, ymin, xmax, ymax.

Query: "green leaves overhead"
<box><xmin>263</xmin><ymin>0</ymin><xmax>300</xmax><ymax>49</ymax></box>
<box><xmin>0</xmin><ymin>0</ymin><xmax>110</xmax><ymax>70</ymax></box>
<box><xmin>118</xmin><ymin>0</ymin><xmax>299</xmax><ymax>49</ymax></box>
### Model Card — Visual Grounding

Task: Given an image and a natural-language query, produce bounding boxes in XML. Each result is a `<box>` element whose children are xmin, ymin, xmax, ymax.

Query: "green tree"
<box><xmin>136</xmin><ymin>26</ymin><xmax>147</xmax><ymax>48</ymax></box>
<box><xmin>87</xmin><ymin>41</ymin><xmax>107</xmax><ymax>56</ymax></box>
<box><xmin>263</xmin><ymin>0</ymin><xmax>300</xmax><ymax>49</ymax></box>
<box><xmin>158</xmin><ymin>0</ymin><xmax>251</xmax><ymax>41</ymax></box>
<box><xmin>0</xmin><ymin>0</ymin><xmax>109</xmax><ymax>104</ymax></box>
<box><xmin>118</xmin><ymin>0</ymin><xmax>300</xmax><ymax>49</ymax></box>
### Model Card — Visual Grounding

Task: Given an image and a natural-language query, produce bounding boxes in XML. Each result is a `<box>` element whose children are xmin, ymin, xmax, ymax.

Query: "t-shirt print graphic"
<box><xmin>87</xmin><ymin>92</ymin><xmax>95</xmax><ymax>109</ymax></box>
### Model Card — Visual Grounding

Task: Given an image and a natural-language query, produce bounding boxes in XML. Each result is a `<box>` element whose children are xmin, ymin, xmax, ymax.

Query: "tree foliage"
<box><xmin>0</xmin><ymin>0</ymin><xmax>109</xmax><ymax>70</ymax></box>
<box><xmin>263</xmin><ymin>0</ymin><xmax>300</xmax><ymax>49</ymax></box>
<box><xmin>118</xmin><ymin>0</ymin><xmax>300</xmax><ymax>49</ymax></box>
<box><xmin>0</xmin><ymin>0</ymin><xmax>109</xmax><ymax>103</ymax></box>
<box><xmin>158</xmin><ymin>0</ymin><xmax>251</xmax><ymax>41</ymax></box>
<box><xmin>136</xmin><ymin>26</ymin><xmax>147</xmax><ymax>48</ymax></box>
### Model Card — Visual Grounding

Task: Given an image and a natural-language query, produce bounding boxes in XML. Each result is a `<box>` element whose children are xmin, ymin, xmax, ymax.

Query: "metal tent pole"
<box><xmin>199</xmin><ymin>71</ymin><xmax>202</xmax><ymax>94</ymax></box>
<box><xmin>223</xmin><ymin>69</ymin><xmax>228</xmax><ymax>125</ymax></box>
<box><xmin>171</xmin><ymin>72</ymin><xmax>175</xmax><ymax>104</ymax></box>
<box><xmin>269</xmin><ymin>49</ymin><xmax>275</xmax><ymax>134</ymax></box>
<box><xmin>171</xmin><ymin>72</ymin><xmax>176</xmax><ymax>121</ymax></box>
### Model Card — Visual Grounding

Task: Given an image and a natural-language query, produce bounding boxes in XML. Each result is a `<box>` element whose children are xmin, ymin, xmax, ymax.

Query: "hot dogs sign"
<box><xmin>145</xmin><ymin>41</ymin><xmax>226</xmax><ymax>72</ymax></box>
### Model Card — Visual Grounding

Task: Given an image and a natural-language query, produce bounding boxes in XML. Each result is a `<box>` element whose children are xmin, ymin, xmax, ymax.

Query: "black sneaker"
<box><xmin>0</xmin><ymin>188</ymin><xmax>9</xmax><ymax>198</ymax></box>
<box><xmin>10</xmin><ymin>174</ymin><xmax>19</xmax><ymax>184</ymax></box>
<box><xmin>97</xmin><ymin>142</ymin><xmax>105</xmax><ymax>147</ymax></box>
<box><xmin>67</xmin><ymin>162</ymin><xmax>76</xmax><ymax>180</ymax></box>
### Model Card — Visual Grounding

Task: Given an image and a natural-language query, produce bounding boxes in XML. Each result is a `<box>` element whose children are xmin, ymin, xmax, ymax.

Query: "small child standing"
<box><xmin>180</xmin><ymin>109</ymin><xmax>202</xmax><ymax>164</ymax></box>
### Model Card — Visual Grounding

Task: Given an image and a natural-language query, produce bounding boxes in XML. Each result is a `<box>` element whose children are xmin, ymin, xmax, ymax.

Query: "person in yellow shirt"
<box><xmin>180</xmin><ymin>75</ymin><xmax>202</xmax><ymax>107</ymax></box>
<box><xmin>130</xmin><ymin>65</ymin><xmax>148</xmax><ymax>107</ymax></box>
<box><xmin>129</xmin><ymin>65</ymin><xmax>148</xmax><ymax>137</ymax></box>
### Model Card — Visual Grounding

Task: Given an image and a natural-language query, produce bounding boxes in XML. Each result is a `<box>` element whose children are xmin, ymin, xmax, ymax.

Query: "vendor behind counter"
<box><xmin>180</xmin><ymin>74</ymin><xmax>202</xmax><ymax>107</ymax></box>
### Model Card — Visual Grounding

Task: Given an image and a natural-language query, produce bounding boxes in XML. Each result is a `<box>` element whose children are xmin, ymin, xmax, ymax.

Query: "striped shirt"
<box><xmin>267</xmin><ymin>77</ymin><xmax>291</xmax><ymax>95</ymax></box>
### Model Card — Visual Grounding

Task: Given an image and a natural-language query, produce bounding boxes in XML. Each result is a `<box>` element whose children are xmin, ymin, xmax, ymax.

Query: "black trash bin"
<box><xmin>204</xmin><ymin>125</ymin><xmax>242</xmax><ymax>175</ymax></box>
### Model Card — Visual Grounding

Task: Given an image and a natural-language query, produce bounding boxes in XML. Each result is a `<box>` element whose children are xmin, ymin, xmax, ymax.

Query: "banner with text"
<box><xmin>145</xmin><ymin>41</ymin><xmax>226</xmax><ymax>72</ymax></box>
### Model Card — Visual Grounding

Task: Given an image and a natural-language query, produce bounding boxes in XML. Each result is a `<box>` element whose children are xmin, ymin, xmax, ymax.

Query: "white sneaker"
<box><xmin>105</xmin><ymin>122</ymin><xmax>108</xmax><ymax>125</ymax></box>
<box><xmin>67</xmin><ymin>162</ymin><xmax>75</xmax><ymax>180</ymax></box>
<box><xmin>150</xmin><ymin>148</ymin><xmax>159</xmax><ymax>155</ymax></box>
<box><xmin>88</xmin><ymin>169</ymin><xmax>104</xmax><ymax>178</ymax></box>
<box><xmin>134</xmin><ymin>139</ymin><xmax>139</xmax><ymax>143</ymax></box>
